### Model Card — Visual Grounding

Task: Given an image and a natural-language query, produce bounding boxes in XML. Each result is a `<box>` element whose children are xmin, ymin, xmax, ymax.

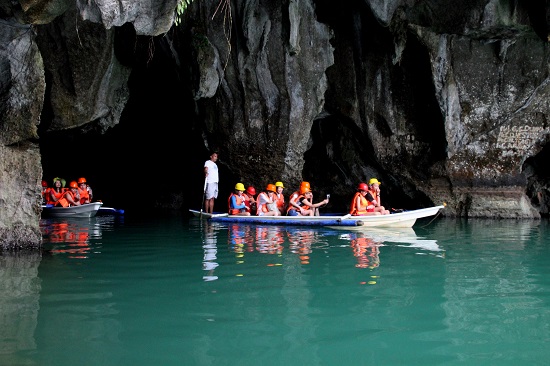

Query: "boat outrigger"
<box><xmin>189</xmin><ymin>205</ymin><xmax>445</xmax><ymax>228</ymax></box>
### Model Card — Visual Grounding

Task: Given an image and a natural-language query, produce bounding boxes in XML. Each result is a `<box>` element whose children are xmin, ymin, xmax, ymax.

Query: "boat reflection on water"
<box><xmin>286</xmin><ymin>228</ymin><xmax>320</xmax><ymax>265</ymax></box>
<box><xmin>255</xmin><ymin>226</ymin><xmax>285</xmax><ymax>254</ymax></box>
<box><xmin>40</xmin><ymin>216</ymin><xmax>117</xmax><ymax>259</ymax></box>
<box><xmin>196</xmin><ymin>220</ymin><xmax>442</xmax><ymax>281</ymax></box>
<box><xmin>340</xmin><ymin>228</ymin><xmax>444</xmax><ymax>256</ymax></box>
<box><xmin>226</xmin><ymin>224</ymin><xmax>322</xmax><ymax>264</ymax></box>
<box><xmin>349</xmin><ymin>233</ymin><xmax>381</xmax><ymax>269</ymax></box>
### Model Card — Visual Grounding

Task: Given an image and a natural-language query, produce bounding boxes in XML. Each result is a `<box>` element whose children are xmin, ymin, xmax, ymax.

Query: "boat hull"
<box><xmin>190</xmin><ymin>206</ymin><xmax>444</xmax><ymax>228</ymax></box>
<box><xmin>41</xmin><ymin>202</ymin><xmax>103</xmax><ymax>218</ymax></box>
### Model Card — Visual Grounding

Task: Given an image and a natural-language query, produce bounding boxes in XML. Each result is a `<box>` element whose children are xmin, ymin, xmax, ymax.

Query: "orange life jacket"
<box><xmin>286</xmin><ymin>191</ymin><xmax>300</xmax><ymax>214</ymax></box>
<box><xmin>78</xmin><ymin>187</ymin><xmax>90</xmax><ymax>204</ymax></box>
<box><xmin>47</xmin><ymin>188</ymin><xmax>65</xmax><ymax>205</ymax></box>
<box><xmin>256</xmin><ymin>192</ymin><xmax>270</xmax><ymax>215</ymax></box>
<box><xmin>349</xmin><ymin>192</ymin><xmax>374</xmax><ymax>215</ymax></box>
<box><xmin>275</xmin><ymin>193</ymin><xmax>285</xmax><ymax>211</ymax></box>
<box><xmin>228</xmin><ymin>193</ymin><xmax>245</xmax><ymax>215</ymax></box>
<box><xmin>57</xmin><ymin>190</ymin><xmax>77</xmax><ymax>207</ymax></box>
<box><xmin>368</xmin><ymin>188</ymin><xmax>379</xmax><ymax>206</ymax></box>
<box><xmin>287</xmin><ymin>194</ymin><xmax>312</xmax><ymax>214</ymax></box>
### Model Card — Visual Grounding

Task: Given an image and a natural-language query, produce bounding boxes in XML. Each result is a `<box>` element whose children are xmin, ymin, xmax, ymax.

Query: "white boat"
<box><xmin>41</xmin><ymin>202</ymin><xmax>103</xmax><ymax>218</ymax></box>
<box><xmin>189</xmin><ymin>205</ymin><xmax>445</xmax><ymax>228</ymax></box>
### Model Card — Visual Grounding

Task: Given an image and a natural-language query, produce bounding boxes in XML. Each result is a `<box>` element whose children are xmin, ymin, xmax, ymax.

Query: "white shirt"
<box><xmin>204</xmin><ymin>159</ymin><xmax>218</xmax><ymax>183</ymax></box>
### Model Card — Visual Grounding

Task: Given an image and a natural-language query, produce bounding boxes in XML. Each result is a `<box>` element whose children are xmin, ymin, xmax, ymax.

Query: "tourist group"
<box><xmin>41</xmin><ymin>177</ymin><xmax>94</xmax><ymax>207</ymax></box>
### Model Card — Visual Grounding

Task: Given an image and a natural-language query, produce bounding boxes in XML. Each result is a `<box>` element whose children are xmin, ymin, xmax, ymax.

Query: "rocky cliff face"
<box><xmin>1</xmin><ymin>0</ymin><xmax>549</xmax><ymax>250</ymax></box>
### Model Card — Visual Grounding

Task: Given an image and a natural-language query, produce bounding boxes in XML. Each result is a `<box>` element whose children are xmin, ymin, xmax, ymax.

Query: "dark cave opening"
<box><xmin>38</xmin><ymin>34</ymin><xmax>211</xmax><ymax>216</ymax></box>
<box><xmin>523</xmin><ymin>142</ymin><xmax>550</xmax><ymax>217</ymax></box>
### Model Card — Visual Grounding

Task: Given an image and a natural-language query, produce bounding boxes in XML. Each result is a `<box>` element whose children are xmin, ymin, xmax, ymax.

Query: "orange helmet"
<box><xmin>78</xmin><ymin>177</ymin><xmax>87</xmax><ymax>184</ymax></box>
<box><xmin>41</xmin><ymin>180</ymin><xmax>48</xmax><ymax>187</ymax></box>
<box><xmin>246</xmin><ymin>186</ymin><xmax>256</xmax><ymax>195</ymax></box>
<box><xmin>69</xmin><ymin>181</ymin><xmax>78</xmax><ymax>189</ymax></box>
<box><xmin>300</xmin><ymin>181</ymin><xmax>310</xmax><ymax>189</ymax></box>
<box><xmin>358</xmin><ymin>182</ymin><xmax>368</xmax><ymax>191</ymax></box>
<box><xmin>266</xmin><ymin>184</ymin><xmax>276</xmax><ymax>192</ymax></box>
<box><xmin>300</xmin><ymin>186</ymin><xmax>311</xmax><ymax>195</ymax></box>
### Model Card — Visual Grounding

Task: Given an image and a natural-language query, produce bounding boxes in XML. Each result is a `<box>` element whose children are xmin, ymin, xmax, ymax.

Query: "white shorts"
<box><xmin>205</xmin><ymin>182</ymin><xmax>218</xmax><ymax>199</ymax></box>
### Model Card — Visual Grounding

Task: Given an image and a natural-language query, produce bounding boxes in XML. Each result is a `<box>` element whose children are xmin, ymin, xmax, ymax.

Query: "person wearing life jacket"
<box><xmin>243</xmin><ymin>186</ymin><xmax>257</xmax><ymax>214</ymax></box>
<box><xmin>287</xmin><ymin>181</ymin><xmax>310</xmax><ymax>215</ymax></box>
<box><xmin>47</xmin><ymin>177</ymin><xmax>66</xmax><ymax>206</ymax></box>
<box><xmin>349</xmin><ymin>182</ymin><xmax>381</xmax><ymax>216</ymax></box>
<box><xmin>56</xmin><ymin>181</ymin><xmax>81</xmax><ymax>207</ymax></box>
<box><xmin>368</xmin><ymin>178</ymin><xmax>390</xmax><ymax>215</ymax></box>
<box><xmin>274</xmin><ymin>181</ymin><xmax>286</xmax><ymax>214</ymax></box>
<box><xmin>41</xmin><ymin>180</ymin><xmax>49</xmax><ymax>204</ymax></box>
<box><xmin>287</xmin><ymin>185</ymin><xmax>329</xmax><ymax>216</ymax></box>
<box><xmin>77</xmin><ymin>177</ymin><xmax>92</xmax><ymax>204</ymax></box>
<box><xmin>256</xmin><ymin>184</ymin><xmax>280</xmax><ymax>216</ymax></box>
<box><xmin>228</xmin><ymin>183</ymin><xmax>250</xmax><ymax>216</ymax></box>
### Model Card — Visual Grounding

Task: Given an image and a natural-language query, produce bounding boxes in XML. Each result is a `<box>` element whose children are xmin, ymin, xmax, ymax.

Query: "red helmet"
<box><xmin>69</xmin><ymin>181</ymin><xmax>78</xmax><ymax>189</ymax></box>
<box><xmin>246</xmin><ymin>186</ymin><xmax>256</xmax><ymax>195</ymax></box>
<box><xmin>358</xmin><ymin>182</ymin><xmax>368</xmax><ymax>191</ymax></box>
<box><xmin>41</xmin><ymin>180</ymin><xmax>48</xmax><ymax>187</ymax></box>
<box><xmin>266</xmin><ymin>184</ymin><xmax>276</xmax><ymax>192</ymax></box>
<box><xmin>78</xmin><ymin>177</ymin><xmax>87</xmax><ymax>184</ymax></box>
<box><xmin>300</xmin><ymin>186</ymin><xmax>311</xmax><ymax>195</ymax></box>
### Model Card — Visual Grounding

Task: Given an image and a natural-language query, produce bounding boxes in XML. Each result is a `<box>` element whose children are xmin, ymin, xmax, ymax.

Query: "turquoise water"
<box><xmin>2</xmin><ymin>215</ymin><xmax>550</xmax><ymax>365</ymax></box>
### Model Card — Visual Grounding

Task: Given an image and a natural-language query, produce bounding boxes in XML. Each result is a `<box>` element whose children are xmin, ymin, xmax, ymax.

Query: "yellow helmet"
<box><xmin>235</xmin><ymin>183</ymin><xmax>245</xmax><ymax>191</ymax></box>
<box><xmin>369</xmin><ymin>178</ymin><xmax>381</xmax><ymax>185</ymax></box>
<box><xmin>275</xmin><ymin>181</ymin><xmax>285</xmax><ymax>188</ymax></box>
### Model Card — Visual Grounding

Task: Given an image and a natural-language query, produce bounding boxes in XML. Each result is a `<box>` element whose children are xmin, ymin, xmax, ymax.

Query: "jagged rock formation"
<box><xmin>1</xmin><ymin>0</ymin><xmax>550</xmax><ymax>250</ymax></box>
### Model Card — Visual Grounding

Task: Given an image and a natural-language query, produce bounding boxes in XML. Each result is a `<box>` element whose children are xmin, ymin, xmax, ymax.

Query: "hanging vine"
<box><xmin>174</xmin><ymin>0</ymin><xmax>232</xmax><ymax>70</ymax></box>
<box><xmin>212</xmin><ymin>0</ymin><xmax>232</xmax><ymax>71</ymax></box>
<box><xmin>174</xmin><ymin>0</ymin><xmax>195</xmax><ymax>26</ymax></box>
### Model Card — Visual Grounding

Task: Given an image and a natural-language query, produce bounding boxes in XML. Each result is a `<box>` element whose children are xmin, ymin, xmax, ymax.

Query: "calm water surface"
<box><xmin>2</xmin><ymin>214</ymin><xmax>550</xmax><ymax>365</ymax></box>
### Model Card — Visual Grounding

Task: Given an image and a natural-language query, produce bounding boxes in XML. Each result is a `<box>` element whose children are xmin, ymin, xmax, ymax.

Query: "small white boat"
<box><xmin>41</xmin><ymin>202</ymin><xmax>103</xmax><ymax>218</ymax></box>
<box><xmin>189</xmin><ymin>205</ymin><xmax>445</xmax><ymax>228</ymax></box>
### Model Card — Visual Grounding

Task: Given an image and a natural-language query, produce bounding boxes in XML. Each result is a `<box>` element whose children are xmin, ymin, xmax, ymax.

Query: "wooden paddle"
<box><xmin>200</xmin><ymin>177</ymin><xmax>207</xmax><ymax>219</ymax></box>
<box><xmin>338</xmin><ymin>213</ymin><xmax>352</xmax><ymax>222</ymax></box>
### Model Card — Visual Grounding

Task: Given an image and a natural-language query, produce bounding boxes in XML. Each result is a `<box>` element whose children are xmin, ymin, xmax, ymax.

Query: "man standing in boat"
<box><xmin>204</xmin><ymin>151</ymin><xmax>219</xmax><ymax>214</ymax></box>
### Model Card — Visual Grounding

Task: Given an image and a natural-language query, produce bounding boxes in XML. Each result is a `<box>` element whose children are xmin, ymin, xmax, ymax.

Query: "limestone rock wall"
<box><xmin>0</xmin><ymin>21</ymin><xmax>44</xmax><ymax>249</ymax></box>
<box><xmin>313</xmin><ymin>0</ymin><xmax>550</xmax><ymax>218</ymax></box>
<box><xmin>1</xmin><ymin>0</ymin><xmax>550</xmax><ymax>250</ymax></box>
<box><xmin>179</xmin><ymin>0</ymin><xmax>335</xmax><ymax>188</ymax></box>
